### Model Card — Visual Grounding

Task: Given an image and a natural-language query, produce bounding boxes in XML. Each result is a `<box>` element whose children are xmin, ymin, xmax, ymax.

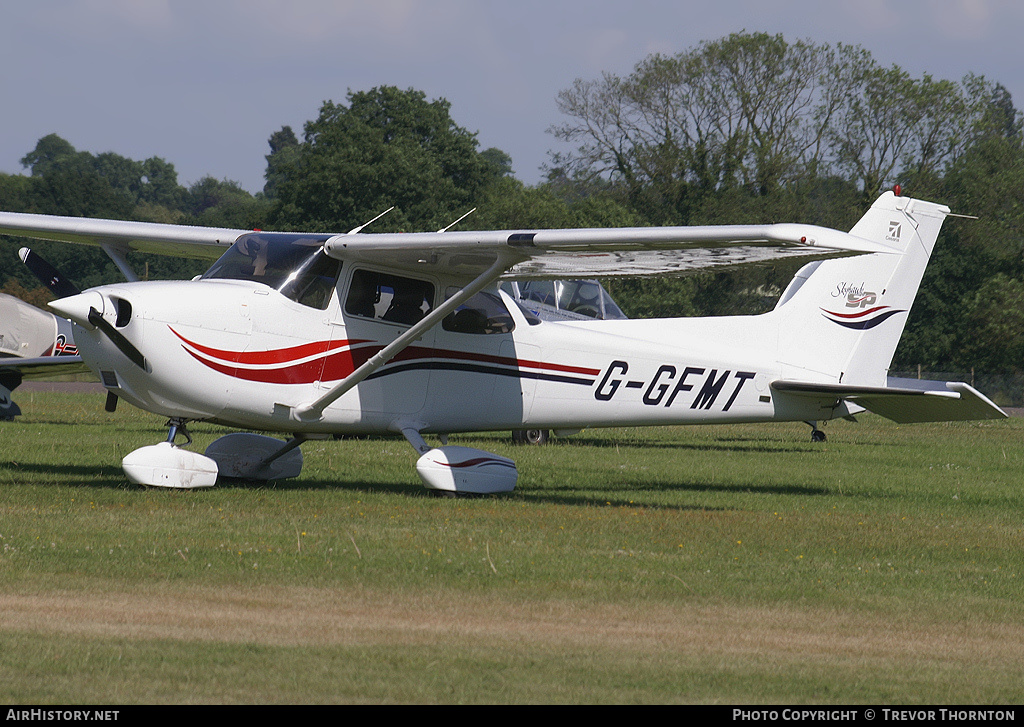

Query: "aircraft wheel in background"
<box><xmin>512</xmin><ymin>429</ymin><xmax>550</xmax><ymax>445</ymax></box>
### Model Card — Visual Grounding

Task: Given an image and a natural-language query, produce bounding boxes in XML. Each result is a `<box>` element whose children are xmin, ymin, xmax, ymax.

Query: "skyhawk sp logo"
<box><xmin>833</xmin><ymin>282</ymin><xmax>876</xmax><ymax>308</ymax></box>
<box><xmin>825</xmin><ymin>282</ymin><xmax>902</xmax><ymax>328</ymax></box>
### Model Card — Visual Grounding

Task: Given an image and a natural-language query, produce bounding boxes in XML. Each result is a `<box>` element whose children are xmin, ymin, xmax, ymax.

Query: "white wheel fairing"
<box><xmin>415</xmin><ymin>446</ymin><xmax>517</xmax><ymax>494</ymax></box>
<box><xmin>122</xmin><ymin>442</ymin><xmax>218</xmax><ymax>489</ymax></box>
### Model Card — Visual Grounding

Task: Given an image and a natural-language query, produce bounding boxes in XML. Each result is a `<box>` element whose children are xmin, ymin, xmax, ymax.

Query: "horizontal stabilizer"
<box><xmin>771</xmin><ymin>378</ymin><xmax>1008</xmax><ymax>423</ymax></box>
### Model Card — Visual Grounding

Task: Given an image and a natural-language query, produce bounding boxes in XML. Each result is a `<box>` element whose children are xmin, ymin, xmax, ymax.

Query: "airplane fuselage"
<box><xmin>69</xmin><ymin>275</ymin><xmax>840</xmax><ymax>437</ymax></box>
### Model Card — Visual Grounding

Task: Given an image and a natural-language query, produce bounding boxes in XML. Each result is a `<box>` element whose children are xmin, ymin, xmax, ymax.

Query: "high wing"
<box><xmin>0</xmin><ymin>211</ymin><xmax>898</xmax><ymax>280</ymax></box>
<box><xmin>0</xmin><ymin>212</ymin><xmax>248</xmax><ymax>260</ymax></box>
<box><xmin>323</xmin><ymin>224</ymin><xmax>899</xmax><ymax>279</ymax></box>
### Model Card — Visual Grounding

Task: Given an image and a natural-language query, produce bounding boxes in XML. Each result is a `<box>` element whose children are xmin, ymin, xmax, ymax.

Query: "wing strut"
<box><xmin>100</xmin><ymin>243</ymin><xmax>140</xmax><ymax>282</ymax></box>
<box><xmin>291</xmin><ymin>255</ymin><xmax>513</xmax><ymax>422</ymax></box>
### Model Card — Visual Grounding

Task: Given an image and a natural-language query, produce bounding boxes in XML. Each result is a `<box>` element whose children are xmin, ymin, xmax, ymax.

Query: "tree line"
<box><xmin>2</xmin><ymin>33</ymin><xmax>1024</xmax><ymax>375</ymax></box>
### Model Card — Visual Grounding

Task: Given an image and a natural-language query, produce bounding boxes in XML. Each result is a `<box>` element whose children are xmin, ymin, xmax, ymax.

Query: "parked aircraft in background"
<box><xmin>0</xmin><ymin>190</ymin><xmax>1005</xmax><ymax>493</ymax></box>
<box><xmin>0</xmin><ymin>292</ymin><xmax>85</xmax><ymax>419</ymax></box>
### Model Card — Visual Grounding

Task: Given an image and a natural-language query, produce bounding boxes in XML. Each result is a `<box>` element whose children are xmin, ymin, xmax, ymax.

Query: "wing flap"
<box><xmin>771</xmin><ymin>379</ymin><xmax>1008</xmax><ymax>423</ymax></box>
<box><xmin>502</xmin><ymin>245</ymin><xmax>858</xmax><ymax>279</ymax></box>
<box><xmin>325</xmin><ymin>223</ymin><xmax>896</xmax><ymax>278</ymax></box>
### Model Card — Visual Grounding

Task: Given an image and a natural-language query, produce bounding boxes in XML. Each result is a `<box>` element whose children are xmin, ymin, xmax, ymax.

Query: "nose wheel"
<box><xmin>122</xmin><ymin>417</ymin><xmax>218</xmax><ymax>489</ymax></box>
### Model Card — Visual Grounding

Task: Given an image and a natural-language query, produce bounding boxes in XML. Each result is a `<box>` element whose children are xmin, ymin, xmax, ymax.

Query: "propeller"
<box><xmin>87</xmin><ymin>306</ymin><xmax>148</xmax><ymax>370</ymax></box>
<box><xmin>18</xmin><ymin>247</ymin><xmax>81</xmax><ymax>298</ymax></box>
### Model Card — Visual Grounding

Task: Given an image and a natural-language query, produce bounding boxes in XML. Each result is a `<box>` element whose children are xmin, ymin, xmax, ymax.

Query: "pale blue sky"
<box><xmin>2</xmin><ymin>0</ymin><xmax>1022</xmax><ymax>193</ymax></box>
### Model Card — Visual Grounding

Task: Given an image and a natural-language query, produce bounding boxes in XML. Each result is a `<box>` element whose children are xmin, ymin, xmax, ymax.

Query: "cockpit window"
<box><xmin>202</xmin><ymin>233</ymin><xmax>341</xmax><ymax>310</ymax></box>
<box><xmin>442</xmin><ymin>291</ymin><xmax>515</xmax><ymax>335</ymax></box>
<box><xmin>345</xmin><ymin>269</ymin><xmax>435</xmax><ymax>326</ymax></box>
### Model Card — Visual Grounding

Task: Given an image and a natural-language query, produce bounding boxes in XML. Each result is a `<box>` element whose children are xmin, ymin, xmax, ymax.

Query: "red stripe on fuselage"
<box><xmin>169</xmin><ymin>327</ymin><xmax>369</xmax><ymax>365</ymax></box>
<box><xmin>173</xmin><ymin>328</ymin><xmax>601</xmax><ymax>386</ymax></box>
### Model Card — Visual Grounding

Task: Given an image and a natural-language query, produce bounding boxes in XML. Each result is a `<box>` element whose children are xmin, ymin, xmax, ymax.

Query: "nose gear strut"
<box><xmin>166</xmin><ymin>418</ymin><xmax>193</xmax><ymax>446</ymax></box>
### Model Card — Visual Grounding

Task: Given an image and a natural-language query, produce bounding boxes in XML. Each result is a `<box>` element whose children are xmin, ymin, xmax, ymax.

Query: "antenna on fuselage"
<box><xmin>437</xmin><ymin>208</ymin><xmax>476</xmax><ymax>233</ymax></box>
<box><xmin>347</xmin><ymin>206</ymin><xmax>395</xmax><ymax>234</ymax></box>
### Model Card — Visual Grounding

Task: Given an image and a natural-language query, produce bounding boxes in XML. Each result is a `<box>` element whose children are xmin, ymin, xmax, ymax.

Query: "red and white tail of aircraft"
<box><xmin>0</xmin><ymin>190</ymin><xmax>1006</xmax><ymax>493</ymax></box>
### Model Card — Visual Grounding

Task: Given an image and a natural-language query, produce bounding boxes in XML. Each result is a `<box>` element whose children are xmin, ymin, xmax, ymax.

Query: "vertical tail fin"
<box><xmin>772</xmin><ymin>192</ymin><xmax>950</xmax><ymax>386</ymax></box>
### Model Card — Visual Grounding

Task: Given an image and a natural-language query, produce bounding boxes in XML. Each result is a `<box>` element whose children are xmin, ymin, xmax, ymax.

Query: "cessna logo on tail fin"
<box><xmin>887</xmin><ymin>221</ymin><xmax>902</xmax><ymax>242</ymax></box>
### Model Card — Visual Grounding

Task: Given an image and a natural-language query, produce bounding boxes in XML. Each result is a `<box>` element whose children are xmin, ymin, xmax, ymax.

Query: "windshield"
<box><xmin>203</xmin><ymin>233</ymin><xmax>342</xmax><ymax>310</ymax></box>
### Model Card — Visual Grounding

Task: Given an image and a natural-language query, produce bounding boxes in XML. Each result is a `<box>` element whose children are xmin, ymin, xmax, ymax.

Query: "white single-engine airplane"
<box><xmin>0</xmin><ymin>190</ymin><xmax>1006</xmax><ymax>493</ymax></box>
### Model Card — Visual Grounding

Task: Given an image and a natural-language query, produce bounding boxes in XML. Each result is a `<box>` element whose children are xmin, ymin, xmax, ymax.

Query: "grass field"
<box><xmin>1</xmin><ymin>390</ymin><xmax>1022</xmax><ymax>704</ymax></box>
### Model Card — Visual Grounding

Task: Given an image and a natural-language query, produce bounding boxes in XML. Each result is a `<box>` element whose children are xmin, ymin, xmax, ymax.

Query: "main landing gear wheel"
<box><xmin>806</xmin><ymin>421</ymin><xmax>827</xmax><ymax>442</ymax></box>
<box><xmin>512</xmin><ymin>429</ymin><xmax>549</xmax><ymax>445</ymax></box>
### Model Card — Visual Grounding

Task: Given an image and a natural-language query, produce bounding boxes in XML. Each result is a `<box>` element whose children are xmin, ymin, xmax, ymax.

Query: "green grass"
<box><xmin>1</xmin><ymin>391</ymin><xmax>1023</xmax><ymax>703</ymax></box>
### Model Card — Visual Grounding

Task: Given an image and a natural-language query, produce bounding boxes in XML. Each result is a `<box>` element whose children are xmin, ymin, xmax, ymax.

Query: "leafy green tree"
<box><xmin>138</xmin><ymin>156</ymin><xmax>186</xmax><ymax>210</ymax></box>
<box><xmin>470</xmin><ymin>177</ymin><xmax>574</xmax><ymax>230</ymax></box>
<box><xmin>92</xmin><ymin>151</ymin><xmax>145</xmax><ymax>205</ymax></box>
<box><xmin>19</xmin><ymin>133</ymin><xmax>79</xmax><ymax>177</ymax></box>
<box><xmin>20</xmin><ymin>134</ymin><xmax>186</xmax><ymax>213</ymax></box>
<box><xmin>185</xmin><ymin>176</ymin><xmax>269</xmax><ymax>229</ymax></box>
<box><xmin>894</xmin><ymin>101</ymin><xmax>1024</xmax><ymax>371</ymax></box>
<box><xmin>961</xmin><ymin>274</ymin><xmax>1024</xmax><ymax>371</ymax></box>
<box><xmin>268</xmin><ymin>87</ymin><xmax>510</xmax><ymax>233</ymax></box>
<box><xmin>4</xmin><ymin>136</ymin><xmax>190</xmax><ymax>290</ymax></box>
<box><xmin>829</xmin><ymin>66</ymin><xmax>994</xmax><ymax>202</ymax></box>
<box><xmin>550</xmin><ymin>33</ymin><xmax>855</xmax><ymax>222</ymax></box>
<box><xmin>263</xmin><ymin>125</ymin><xmax>300</xmax><ymax>200</ymax></box>
<box><xmin>0</xmin><ymin>172</ymin><xmax>32</xmax><ymax>211</ymax></box>
<box><xmin>480</xmin><ymin>147</ymin><xmax>514</xmax><ymax>179</ymax></box>
<box><xmin>551</xmin><ymin>33</ymin><xmax>1000</xmax><ymax>218</ymax></box>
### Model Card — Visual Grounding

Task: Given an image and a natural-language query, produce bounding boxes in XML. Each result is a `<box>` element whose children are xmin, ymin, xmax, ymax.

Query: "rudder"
<box><xmin>772</xmin><ymin>192</ymin><xmax>951</xmax><ymax>386</ymax></box>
